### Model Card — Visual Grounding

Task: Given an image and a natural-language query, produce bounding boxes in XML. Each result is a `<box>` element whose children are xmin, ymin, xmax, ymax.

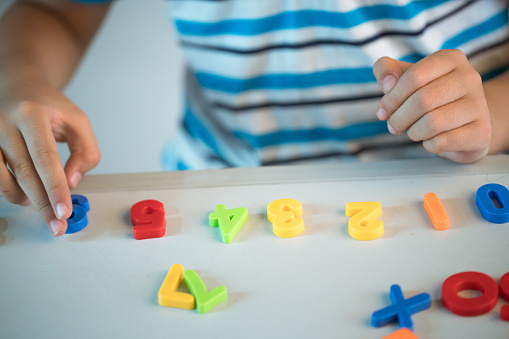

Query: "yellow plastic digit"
<box><xmin>158</xmin><ymin>264</ymin><xmax>195</xmax><ymax>309</ymax></box>
<box><xmin>267</xmin><ymin>198</ymin><xmax>304</xmax><ymax>238</ymax></box>
<box><xmin>345</xmin><ymin>201</ymin><xmax>384</xmax><ymax>241</ymax></box>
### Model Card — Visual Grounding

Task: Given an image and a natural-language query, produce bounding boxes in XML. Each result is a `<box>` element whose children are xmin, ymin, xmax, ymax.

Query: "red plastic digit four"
<box><xmin>130</xmin><ymin>200</ymin><xmax>166</xmax><ymax>240</ymax></box>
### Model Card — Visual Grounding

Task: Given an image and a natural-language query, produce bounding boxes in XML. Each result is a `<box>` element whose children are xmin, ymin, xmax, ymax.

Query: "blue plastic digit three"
<box><xmin>476</xmin><ymin>183</ymin><xmax>509</xmax><ymax>224</ymax></box>
<box><xmin>66</xmin><ymin>194</ymin><xmax>90</xmax><ymax>234</ymax></box>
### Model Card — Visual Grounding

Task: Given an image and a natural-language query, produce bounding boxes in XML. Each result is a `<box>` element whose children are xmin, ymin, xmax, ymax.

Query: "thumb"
<box><xmin>373</xmin><ymin>56</ymin><xmax>413</xmax><ymax>94</ymax></box>
<box><xmin>62</xmin><ymin>115</ymin><xmax>101</xmax><ymax>189</ymax></box>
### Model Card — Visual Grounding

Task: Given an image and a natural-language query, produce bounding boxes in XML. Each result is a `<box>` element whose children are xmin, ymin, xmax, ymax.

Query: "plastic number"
<box><xmin>500</xmin><ymin>272</ymin><xmax>509</xmax><ymax>321</ymax></box>
<box><xmin>130</xmin><ymin>200</ymin><xmax>166</xmax><ymax>240</ymax></box>
<box><xmin>183</xmin><ymin>269</ymin><xmax>227</xmax><ymax>314</ymax></box>
<box><xmin>158</xmin><ymin>264</ymin><xmax>195</xmax><ymax>310</ymax></box>
<box><xmin>442</xmin><ymin>271</ymin><xmax>499</xmax><ymax>316</ymax></box>
<box><xmin>66</xmin><ymin>194</ymin><xmax>90</xmax><ymax>234</ymax></box>
<box><xmin>267</xmin><ymin>198</ymin><xmax>304</xmax><ymax>238</ymax></box>
<box><xmin>209</xmin><ymin>204</ymin><xmax>248</xmax><ymax>243</ymax></box>
<box><xmin>423</xmin><ymin>192</ymin><xmax>449</xmax><ymax>231</ymax></box>
<box><xmin>476</xmin><ymin>183</ymin><xmax>509</xmax><ymax>224</ymax></box>
<box><xmin>345</xmin><ymin>201</ymin><xmax>384</xmax><ymax>241</ymax></box>
<box><xmin>500</xmin><ymin>272</ymin><xmax>509</xmax><ymax>301</ymax></box>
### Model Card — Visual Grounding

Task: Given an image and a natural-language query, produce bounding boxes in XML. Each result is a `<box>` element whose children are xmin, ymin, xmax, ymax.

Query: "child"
<box><xmin>0</xmin><ymin>0</ymin><xmax>508</xmax><ymax>236</ymax></box>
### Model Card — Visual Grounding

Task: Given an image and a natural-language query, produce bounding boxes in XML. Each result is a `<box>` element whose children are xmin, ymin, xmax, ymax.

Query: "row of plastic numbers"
<box><xmin>126</xmin><ymin>183</ymin><xmax>509</xmax><ymax>242</ymax></box>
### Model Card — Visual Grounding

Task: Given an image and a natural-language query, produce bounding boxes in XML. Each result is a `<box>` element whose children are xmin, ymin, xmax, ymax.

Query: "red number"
<box><xmin>500</xmin><ymin>272</ymin><xmax>509</xmax><ymax>321</ymax></box>
<box><xmin>130</xmin><ymin>200</ymin><xmax>166</xmax><ymax>240</ymax></box>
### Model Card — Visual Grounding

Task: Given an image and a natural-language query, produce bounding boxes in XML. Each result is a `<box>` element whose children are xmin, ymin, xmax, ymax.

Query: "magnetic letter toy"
<box><xmin>130</xmin><ymin>200</ymin><xmax>166</xmax><ymax>240</ymax></box>
<box><xmin>346</xmin><ymin>201</ymin><xmax>384</xmax><ymax>241</ymax></box>
<box><xmin>476</xmin><ymin>183</ymin><xmax>509</xmax><ymax>224</ymax></box>
<box><xmin>423</xmin><ymin>193</ymin><xmax>449</xmax><ymax>231</ymax></box>
<box><xmin>209</xmin><ymin>204</ymin><xmax>248</xmax><ymax>243</ymax></box>
<box><xmin>66</xmin><ymin>194</ymin><xmax>90</xmax><ymax>234</ymax></box>
<box><xmin>267</xmin><ymin>198</ymin><xmax>304</xmax><ymax>238</ymax></box>
<box><xmin>372</xmin><ymin>284</ymin><xmax>431</xmax><ymax>331</ymax></box>
<box><xmin>442</xmin><ymin>271</ymin><xmax>498</xmax><ymax>316</ymax></box>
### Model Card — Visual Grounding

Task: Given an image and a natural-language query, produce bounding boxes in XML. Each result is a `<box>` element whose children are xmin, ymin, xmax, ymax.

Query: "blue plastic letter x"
<box><xmin>371</xmin><ymin>284</ymin><xmax>431</xmax><ymax>331</ymax></box>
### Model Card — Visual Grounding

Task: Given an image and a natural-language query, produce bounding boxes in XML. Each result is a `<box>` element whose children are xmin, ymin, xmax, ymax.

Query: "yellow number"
<box><xmin>346</xmin><ymin>201</ymin><xmax>384</xmax><ymax>241</ymax></box>
<box><xmin>267</xmin><ymin>198</ymin><xmax>304</xmax><ymax>238</ymax></box>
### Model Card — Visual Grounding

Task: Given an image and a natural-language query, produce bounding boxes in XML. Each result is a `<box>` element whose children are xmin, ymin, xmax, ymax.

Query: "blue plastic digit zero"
<box><xmin>371</xmin><ymin>284</ymin><xmax>431</xmax><ymax>331</ymax></box>
<box><xmin>476</xmin><ymin>183</ymin><xmax>509</xmax><ymax>224</ymax></box>
<box><xmin>66</xmin><ymin>194</ymin><xmax>90</xmax><ymax>234</ymax></box>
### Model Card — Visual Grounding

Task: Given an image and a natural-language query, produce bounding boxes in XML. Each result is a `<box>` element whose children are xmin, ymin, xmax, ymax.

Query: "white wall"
<box><xmin>1</xmin><ymin>0</ymin><xmax>184</xmax><ymax>174</ymax></box>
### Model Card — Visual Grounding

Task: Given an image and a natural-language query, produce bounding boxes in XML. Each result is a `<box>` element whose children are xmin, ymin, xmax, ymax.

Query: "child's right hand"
<box><xmin>0</xmin><ymin>75</ymin><xmax>101</xmax><ymax>236</ymax></box>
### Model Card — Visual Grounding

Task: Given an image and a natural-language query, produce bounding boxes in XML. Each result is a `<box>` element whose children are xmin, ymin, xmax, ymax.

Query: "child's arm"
<box><xmin>0</xmin><ymin>0</ymin><xmax>110</xmax><ymax>236</ymax></box>
<box><xmin>373</xmin><ymin>49</ymin><xmax>509</xmax><ymax>163</ymax></box>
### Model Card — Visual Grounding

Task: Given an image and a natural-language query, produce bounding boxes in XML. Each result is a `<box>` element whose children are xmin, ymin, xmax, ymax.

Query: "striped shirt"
<box><xmin>74</xmin><ymin>0</ymin><xmax>509</xmax><ymax>170</ymax></box>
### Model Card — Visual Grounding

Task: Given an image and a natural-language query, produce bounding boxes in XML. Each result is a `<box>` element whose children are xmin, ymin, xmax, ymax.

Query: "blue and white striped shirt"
<box><xmin>74</xmin><ymin>0</ymin><xmax>509</xmax><ymax>170</ymax></box>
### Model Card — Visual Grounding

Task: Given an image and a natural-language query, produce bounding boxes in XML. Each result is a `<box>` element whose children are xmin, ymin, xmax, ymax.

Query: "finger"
<box><xmin>422</xmin><ymin>120</ymin><xmax>492</xmax><ymax>157</ymax></box>
<box><xmin>388</xmin><ymin>70</ymin><xmax>470</xmax><ymax>134</ymax></box>
<box><xmin>19</xmin><ymin>109</ymin><xmax>73</xmax><ymax>221</ymax></box>
<box><xmin>378</xmin><ymin>50</ymin><xmax>465</xmax><ymax>121</ymax></box>
<box><xmin>373</xmin><ymin>56</ymin><xmax>413</xmax><ymax>94</ymax></box>
<box><xmin>373</xmin><ymin>57</ymin><xmax>413</xmax><ymax>121</ymax></box>
<box><xmin>439</xmin><ymin>149</ymin><xmax>490</xmax><ymax>164</ymax></box>
<box><xmin>2</xmin><ymin>130</ymin><xmax>67</xmax><ymax>237</ymax></box>
<box><xmin>62</xmin><ymin>112</ymin><xmax>101</xmax><ymax>188</ymax></box>
<box><xmin>0</xmin><ymin>148</ymin><xmax>30</xmax><ymax>205</ymax></box>
<box><xmin>406</xmin><ymin>98</ymin><xmax>477</xmax><ymax>142</ymax></box>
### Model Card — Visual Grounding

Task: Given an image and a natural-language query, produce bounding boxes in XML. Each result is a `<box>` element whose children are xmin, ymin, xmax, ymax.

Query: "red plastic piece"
<box><xmin>500</xmin><ymin>272</ymin><xmax>509</xmax><ymax>301</ymax></box>
<box><xmin>130</xmin><ymin>200</ymin><xmax>166</xmax><ymax>240</ymax></box>
<box><xmin>500</xmin><ymin>272</ymin><xmax>509</xmax><ymax>321</ymax></box>
<box><xmin>502</xmin><ymin>305</ymin><xmax>509</xmax><ymax>321</ymax></box>
<box><xmin>442</xmin><ymin>271</ymin><xmax>499</xmax><ymax>316</ymax></box>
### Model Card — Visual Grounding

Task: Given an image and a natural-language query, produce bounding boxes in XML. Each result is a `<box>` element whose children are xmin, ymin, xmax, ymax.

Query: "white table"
<box><xmin>1</xmin><ymin>156</ymin><xmax>508</xmax><ymax>339</ymax></box>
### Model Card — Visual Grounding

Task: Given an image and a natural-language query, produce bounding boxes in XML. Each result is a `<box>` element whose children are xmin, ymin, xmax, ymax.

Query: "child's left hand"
<box><xmin>373</xmin><ymin>49</ymin><xmax>492</xmax><ymax>163</ymax></box>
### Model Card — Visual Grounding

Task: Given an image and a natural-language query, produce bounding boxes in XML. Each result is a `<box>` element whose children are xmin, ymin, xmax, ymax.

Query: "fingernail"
<box><xmin>49</xmin><ymin>219</ymin><xmax>64</xmax><ymax>236</ymax></box>
<box><xmin>382</xmin><ymin>75</ymin><xmax>397</xmax><ymax>93</ymax></box>
<box><xmin>387</xmin><ymin>121</ymin><xmax>398</xmax><ymax>135</ymax></box>
<box><xmin>376</xmin><ymin>108</ymin><xmax>388</xmax><ymax>120</ymax></box>
<box><xmin>20</xmin><ymin>198</ymin><xmax>31</xmax><ymax>206</ymax></box>
<box><xmin>55</xmin><ymin>202</ymin><xmax>68</xmax><ymax>220</ymax></box>
<box><xmin>70</xmin><ymin>172</ymin><xmax>82</xmax><ymax>188</ymax></box>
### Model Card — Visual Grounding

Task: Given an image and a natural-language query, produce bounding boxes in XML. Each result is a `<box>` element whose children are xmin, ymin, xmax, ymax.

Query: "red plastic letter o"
<box><xmin>442</xmin><ymin>271</ymin><xmax>499</xmax><ymax>316</ymax></box>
